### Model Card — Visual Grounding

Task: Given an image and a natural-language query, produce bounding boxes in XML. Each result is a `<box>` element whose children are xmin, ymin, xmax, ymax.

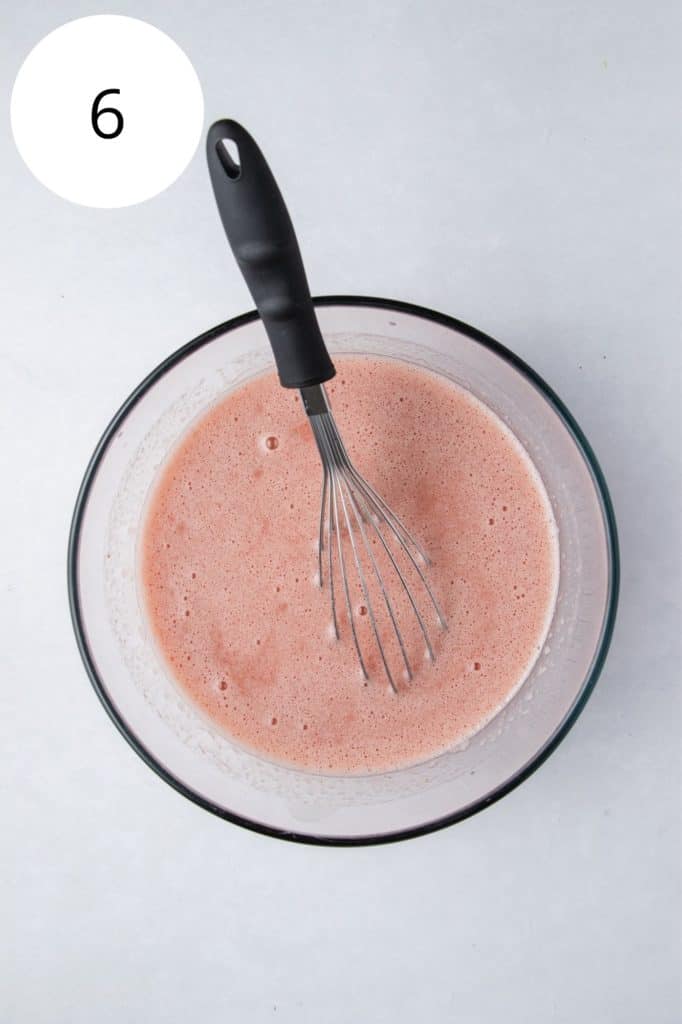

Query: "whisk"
<box><xmin>207</xmin><ymin>120</ymin><xmax>446</xmax><ymax>691</ymax></box>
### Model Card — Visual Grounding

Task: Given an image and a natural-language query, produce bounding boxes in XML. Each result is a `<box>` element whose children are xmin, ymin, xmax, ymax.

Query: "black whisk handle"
<box><xmin>206</xmin><ymin>119</ymin><xmax>336</xmax><ymax>390</ymax></box>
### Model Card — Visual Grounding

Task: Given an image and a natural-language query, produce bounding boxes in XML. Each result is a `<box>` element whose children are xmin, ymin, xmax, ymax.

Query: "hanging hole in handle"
<box><xmin>217</xmin><ymin>139</ymin><xmax>241</xmax><ymax>180</ymax></box>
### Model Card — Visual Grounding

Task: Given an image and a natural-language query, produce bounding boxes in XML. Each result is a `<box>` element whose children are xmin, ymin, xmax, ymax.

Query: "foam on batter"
<box><xmin>139</xmin><ymin>355</ymin><xmax>558</xmax><ymax>774</ymax></box>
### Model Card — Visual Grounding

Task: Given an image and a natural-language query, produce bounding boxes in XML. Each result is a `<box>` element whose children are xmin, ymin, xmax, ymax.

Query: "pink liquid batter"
<box><xmin>140</xmin><ymin>356</ymin><xmax>558</xmax><ymax>774</ymax></box>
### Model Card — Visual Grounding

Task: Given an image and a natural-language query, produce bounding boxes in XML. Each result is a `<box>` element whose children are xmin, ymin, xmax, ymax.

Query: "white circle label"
<box><xmin>10</xmin><ymin>16</ymin><xmax>204</xmax><ymax>208</ymax></box>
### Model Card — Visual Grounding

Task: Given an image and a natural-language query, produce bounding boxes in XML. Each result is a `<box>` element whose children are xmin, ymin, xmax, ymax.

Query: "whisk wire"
<box><xmin>322</xmin><ymin>427</ymin><xmax>368</xmax><ymax>679</ymax></box>
<box><xmin>304</xmin><ymin>383</ymin><xmax>446</xmax><ymax>691</ymax></box>
<box><xmin>336</xmin><ymin>463</ymin><xmax>395</xmax><ymax>690</ymax></box>
<box><xmin>350</xmin><ymin>484</ymin><xmax>436</xmax><ymax>663</ymax></box>
<box><xmin>339</xmin><ymin>472</ymin><xmax>411</xmax><ymax>687</ymax></box>
<box><xmin>318</xmin><ymin>467</ymin><xmax>328</xmax><ymax>586</ymax></box>
<box><xmin>320</xmin><ymin>415</ymin><xmax>403</xmax><ymax>692</ymax></box>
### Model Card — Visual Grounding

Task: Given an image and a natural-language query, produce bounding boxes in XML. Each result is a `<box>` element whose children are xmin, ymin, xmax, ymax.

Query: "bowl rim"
<box><xmin>67</xmin><ymin>294</ymin><xmax>620</xmax><ymax>846</ymax></box>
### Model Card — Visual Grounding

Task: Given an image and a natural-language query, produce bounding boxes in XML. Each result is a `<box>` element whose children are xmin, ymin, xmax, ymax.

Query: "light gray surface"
<box><xmin>2</xmin><ymin>1</ymin><xmax>680</xmax><ymax>1021</ymax></box>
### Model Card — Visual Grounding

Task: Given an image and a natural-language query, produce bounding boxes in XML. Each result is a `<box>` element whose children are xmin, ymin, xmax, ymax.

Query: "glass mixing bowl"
<box><xmin>68</xmin><ymin>297</ymin><xmax>619</xmax><ymax>844</ymax></box>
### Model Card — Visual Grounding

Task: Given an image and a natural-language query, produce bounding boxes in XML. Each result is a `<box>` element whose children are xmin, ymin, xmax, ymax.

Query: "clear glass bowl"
<box><xmin>68</xmin><ymin>297</ymin><xmax>619</xmax><ymax>844</ymax></box>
